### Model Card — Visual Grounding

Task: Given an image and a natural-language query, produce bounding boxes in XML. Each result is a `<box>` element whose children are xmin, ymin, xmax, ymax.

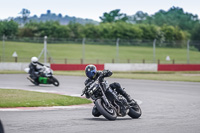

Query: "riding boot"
<box><xmin>110</xmin><ymin>83</ymin><xmax>136</xmax><ymax>105</ymax></box>
<box><xmin>121</xmin><ymin>89</ymin><xmax>135</xmax><ymax>105</ymax></box>
<box><xmin>32</xmin><ymin>75</ymin><xmax>39</xmax><ymax>85</ymax></box>
<box><xmin>29</xmin><ymin>75</ymin><xmax>39</xmax><ymax>85</ymax></box>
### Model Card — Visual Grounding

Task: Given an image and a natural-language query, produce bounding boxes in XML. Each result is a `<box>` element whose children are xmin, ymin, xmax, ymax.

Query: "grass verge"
<box><xmin>54</xmin><ymin>71</ymin><xmax>85</xmax><ymax>76</ymax></box>
<box><xmin>2</xmin><ymin>41</ymin><xmax>200</xmax><ymax>64</ymax></box>
<box><xmin>0</xmin><ymin>89</ymin><xmax>92</xmax><ymax>108</ymax></box>
<box><xmin>54</xmin><ymin>71</ymin><xmax>200</xmax><ymax>82</ymax></box>
<box><xmin>112</xmin><ymin>72</ymin><xmax>200</xmax><ymax>82</ymax></box>
<box><xmin>0</xmin><ymin>70</ymin><xmax>200</xmax><ymax>82</ymax></box>
<box><xmin>0</xmin><ymin>71</ymin><xmax>26</xmax><ymax>74</ymax></box>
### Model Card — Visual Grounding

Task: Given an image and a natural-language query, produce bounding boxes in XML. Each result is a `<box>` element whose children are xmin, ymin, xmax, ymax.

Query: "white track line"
<box><xmin>0</xmin><ymin>104</ymin><xmax>93</xmax><ymax>111</ymax></box>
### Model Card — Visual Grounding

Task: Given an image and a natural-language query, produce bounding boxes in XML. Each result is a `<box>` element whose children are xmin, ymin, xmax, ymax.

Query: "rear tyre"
<box><xmin>128</xmin><ymin>102</ymin><xmax>142</xmax><ymax>119</ymax></box>
<box><xmin>95</xmin><ymin>99</ymin><xmax>117</xmax><ymax>120</ymax></box>
<box><xmin>51</xmin><ymin>77</ymin><xmax>59</xmax><ymax>86</ymax></box>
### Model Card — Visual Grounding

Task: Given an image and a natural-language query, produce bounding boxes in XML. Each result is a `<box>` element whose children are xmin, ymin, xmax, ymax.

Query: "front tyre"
<box><xmin>51</xmin><ymin>77</ymin><xmax>59</xmax><ymax>86</ymax></box>
<box><xmin>92</xmin><ymin>106</ymin><xmax>101</xmax><ymax>117</ymax></box>
<box><xmin>128</xmin><ymin>102</ymin><xmax>142</xmax><ymax>119</ymax></box>
<box><xmin>95</xmin><ymin>99</ymin><xmax>117</xmax><ymax>121</ymax></box>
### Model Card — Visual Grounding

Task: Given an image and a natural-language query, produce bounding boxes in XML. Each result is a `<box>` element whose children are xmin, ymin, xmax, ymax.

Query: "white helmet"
<box><xmin>31</xmin><ymin>57</ymin><xmax>38</xmax><ymax>65</ymax></box>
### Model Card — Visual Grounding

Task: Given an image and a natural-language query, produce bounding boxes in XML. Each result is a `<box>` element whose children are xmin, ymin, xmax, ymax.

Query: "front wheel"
<box><xmin>51</xmin><ymin>77</ymin><xmax>59</xmax><ymax>86</ymax></box>
<box><xmin>128</xmin><ymin>102</ymin><xmax>142</xmax><ymax>119</ymax></box>
<box><xmin>95</xmin><ymin>99</ymin><xmax>117</xmax><ymax>121</ymax></box>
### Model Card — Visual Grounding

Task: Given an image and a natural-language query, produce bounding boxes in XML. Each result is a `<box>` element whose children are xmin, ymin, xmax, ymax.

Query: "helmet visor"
<box><xmin>86</xmin><ymin>69</ymin><xmax>96</xmax><ymax>79</ymax></box>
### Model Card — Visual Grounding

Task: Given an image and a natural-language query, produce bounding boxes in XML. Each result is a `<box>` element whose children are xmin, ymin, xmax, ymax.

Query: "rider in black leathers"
<box><xmin>28</xmin><ymin>57</ymin><xmax>44</xmax><ymax>85</ymax></box>
<box><xmin>83</xmin><ymin>64</ymin><xmax>134</xmax><ymax>117</ymax></box>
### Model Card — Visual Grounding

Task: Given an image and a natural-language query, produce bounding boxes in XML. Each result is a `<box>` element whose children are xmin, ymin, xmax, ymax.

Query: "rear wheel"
<box><xmin>51</xmin><ymin>77</ymin><xmax>59</xmax><ymax>86</ymax></box>
<box><xmin>128</xmin><ymin>102</ymin><xmax>142</xmax><ymax>119</ymax></box>
<box><xmin>95</xmin><ymin>99</ymin><xmax>117</xmax><ymax>120</ymax></box>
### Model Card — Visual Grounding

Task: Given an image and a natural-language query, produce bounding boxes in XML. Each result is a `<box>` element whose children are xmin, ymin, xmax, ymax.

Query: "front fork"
<box><xmin>99</xmin><ymin>83</ymin><xmax>112</xmax><ymax>108</ymax></box>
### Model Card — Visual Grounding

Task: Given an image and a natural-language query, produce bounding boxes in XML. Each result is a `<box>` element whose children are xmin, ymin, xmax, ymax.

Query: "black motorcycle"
<box><xmin>81</xmin><ymin>73</ymin><xmax>142</xmax><ymax>120</ymax></box>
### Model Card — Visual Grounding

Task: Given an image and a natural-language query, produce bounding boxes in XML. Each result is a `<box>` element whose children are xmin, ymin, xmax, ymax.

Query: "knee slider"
<box><xmin>113</xmin><ymin>82</ymin><xmax>121</xmax><ymax>89</ymax></box>
<box><xmin>110</xmin><ymin>82</ymin><xmax>121</xmax><ymax>89</ymax></box>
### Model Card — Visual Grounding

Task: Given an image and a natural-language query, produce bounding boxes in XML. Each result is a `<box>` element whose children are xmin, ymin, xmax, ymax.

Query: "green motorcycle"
<box><xmin>25</xmin><ymin>66</ymin><xmax>59</xmax><ymax>86</ymax></box>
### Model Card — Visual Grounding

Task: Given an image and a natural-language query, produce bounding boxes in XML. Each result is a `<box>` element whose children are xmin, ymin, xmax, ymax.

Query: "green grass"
<box><xmin>0</xmin><ymin>71</ymin><xmax>26</xmax><ymax>74</ymax></box>
<box><xmin>54</xmin><ymin>71</ymin><xmax>200</xmax><ymax>82</ymax></box>
<box><xmin>0</xmin><ymin>89</ymin><xmax>92</xmax><ymax>108</ymax></box>
<box><xmin>112</xmin><ymin>72</ymin><xmax>200</xmax><ymax>82</ymax></box>
<box><xmin>1</xmin><ymin>41</ymin><xmax>200</xmax><ymax>64</ymax></box>
<box><xmin>54</xmin><ymin>71</ymin><xmax>85</xmax><ymax>76</ymax></box>
<box><xmin>0</xmin><ymin>70</ymin><xmax>200</xmax><ymax>82</ymax></box>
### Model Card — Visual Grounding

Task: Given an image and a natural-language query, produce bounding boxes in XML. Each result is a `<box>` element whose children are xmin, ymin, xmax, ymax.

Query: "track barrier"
<box><xmin>50</xmin><ymin>64</ymin><xmax>104</xmax><ymax>71</ymax></box>
<box><xmin>0</xmin><ymin>63</ymin><xmax>200</xmax><ymax>71</ymax></box>
<box><xmin>158</xmin><ymin>64</ymin><xmax>200</xmax><ymax>71</ymax></box>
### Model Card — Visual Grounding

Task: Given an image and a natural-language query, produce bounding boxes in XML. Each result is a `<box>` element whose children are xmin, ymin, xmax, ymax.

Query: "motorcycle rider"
<box><xmin>83</xmin><ymin>64</ymin><xmax>135</xmax><ymax>117</ymax></box>
<box><xmin>28</xmin><ymin>57</ymin><xmax>44</xmax><ymax>85</ymax></box>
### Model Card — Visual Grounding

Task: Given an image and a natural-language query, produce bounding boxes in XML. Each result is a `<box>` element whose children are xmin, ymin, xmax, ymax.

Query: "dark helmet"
<box><xmin>85</xmin><ymin>65</ymin><xmax>97</xmax><ymax>79</ymax></box>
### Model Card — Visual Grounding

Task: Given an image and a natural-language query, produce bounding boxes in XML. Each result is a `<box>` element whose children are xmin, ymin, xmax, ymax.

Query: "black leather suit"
<box><xmin>84</xmin><ymin>70</ymin><xmax>131</xmax><ymax>117</ymax></box>
<box><xmin>84</xmin><ymin>70</ymin><xmax>127</xmax><ymax>98</ymax></box>
<box><xmin>29</xmin><ymin>62</ymin><xmax>44</xmax><ymax>83</ymax></box>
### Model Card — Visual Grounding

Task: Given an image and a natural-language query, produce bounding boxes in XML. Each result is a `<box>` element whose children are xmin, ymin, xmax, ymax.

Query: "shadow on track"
<box><xmin>0</xmin><ymin>120</ymin><xmax>4</xmax><ymax>133</ymax></box>
<box><xmin>27</xmin><ymin>85</ymin><xmax>56</xmax><ymax>88</ymax></box>
<box><xmin>84</xmin><ymin>117</ymin><xmax>133</xmax><ymax>121</ymax></box>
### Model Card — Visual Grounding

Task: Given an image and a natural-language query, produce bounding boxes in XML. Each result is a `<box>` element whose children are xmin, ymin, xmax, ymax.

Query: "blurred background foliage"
<box><xmin>0</xmin><ymin>7</ymin><xmax>200</xmax><ymax>49</ymax></box>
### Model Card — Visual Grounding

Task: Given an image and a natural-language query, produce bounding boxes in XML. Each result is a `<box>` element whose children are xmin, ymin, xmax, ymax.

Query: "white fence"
<box><xmin>105</xmin><ymin>63</ymin><xmax>157</xmax><ymax>72</ymax></box>
<box><xmin>0</xmin><ymin>63</ymin><xmax>50</xmax><ymax>71</ymax></box>
<box><xmin>0</xmin><ymin>63</ymin><xmax>157</xmax><ymax>71</ymax></box>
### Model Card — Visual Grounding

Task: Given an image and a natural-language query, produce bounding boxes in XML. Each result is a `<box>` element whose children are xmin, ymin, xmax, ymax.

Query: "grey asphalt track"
<box><xmin>0</xmin><ymin>74</ymin><xmax>200</xmax><ymax>133</ymax></box>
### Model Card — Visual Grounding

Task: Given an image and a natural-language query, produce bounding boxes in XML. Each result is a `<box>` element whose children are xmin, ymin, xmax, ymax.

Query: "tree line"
<box><xmin>0</xmin><ymin>7</ymin><xmax>200</xmax><ymax>49</ymax></box>
<box><xmin>14</xmin><ymin>9</ymin><xmax>98</xmax><ymax>25</ymax></box>
<box><xmin>1</xmin><ymin>21</ymin><xmax>188</xmax><ymax>41</ymax></box>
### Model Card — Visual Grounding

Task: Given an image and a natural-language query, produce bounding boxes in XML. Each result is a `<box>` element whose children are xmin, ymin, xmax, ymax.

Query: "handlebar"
<box><xmin>81</xmin><ymin>87</ymin><xmax>87</xmax><ymax>96</ymax></box>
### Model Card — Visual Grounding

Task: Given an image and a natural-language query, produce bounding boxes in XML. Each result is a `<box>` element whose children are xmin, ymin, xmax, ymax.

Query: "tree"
<box><xmin>19</xmin><ymin>8</ymin><xmax>31</xmax><ymax>24</ymax></box>
<box><xmin>84</xmin><ymin>24</ymin><xmax>100</xmax><ymax>38</ymax></box>
<box><xmin>138</xmin><ymin>24</ymin><xmax>159</xmax><ymax>40</ymax></box>
<box><xmin>68</xmin><ymin>22</ymin><xmax>84</xmax><ymax>38</ymax></box>
<box><xmin>0</xmin><ymin>20</ymin><xmax>18</xmax><ymax>36</ymax></box>
<box><xmin>100</xmin><ymin>9</ymin><xmax>128</xmax><ymax>23</ymax></box>
<box><xmin>112</xmin><ymin>22</ymin><xmax>143</xmax><ymax>39</ymax></box>
<box><xmin>142</xmin><ymin>7</ymin><xmax>199</xmax><ymax>32</ymax></box>
<box><xmin>0</xmin><ymin>21</ymin><xmax>3</xmax><ymax>36</ymax></box>
<box><xmin>191</xmin><ymin>23</ymin><xmax>200</xmax><ymax>51</ymax></box>
<box><xmin>128</xmin><ymin>11</ymin><xmax>149</xmax><ymax>24</ymax></box>
<box><xmin>160</xmin><ymin>25</ymin><xmax>189</xmax><ymax>47</ymax></box>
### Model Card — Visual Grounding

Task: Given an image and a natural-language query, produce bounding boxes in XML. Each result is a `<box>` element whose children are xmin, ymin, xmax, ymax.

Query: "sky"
<box><xmin>0</xmin><ymin>0</ymin><xmax>200</xmax><ymax>21</ymax></box>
